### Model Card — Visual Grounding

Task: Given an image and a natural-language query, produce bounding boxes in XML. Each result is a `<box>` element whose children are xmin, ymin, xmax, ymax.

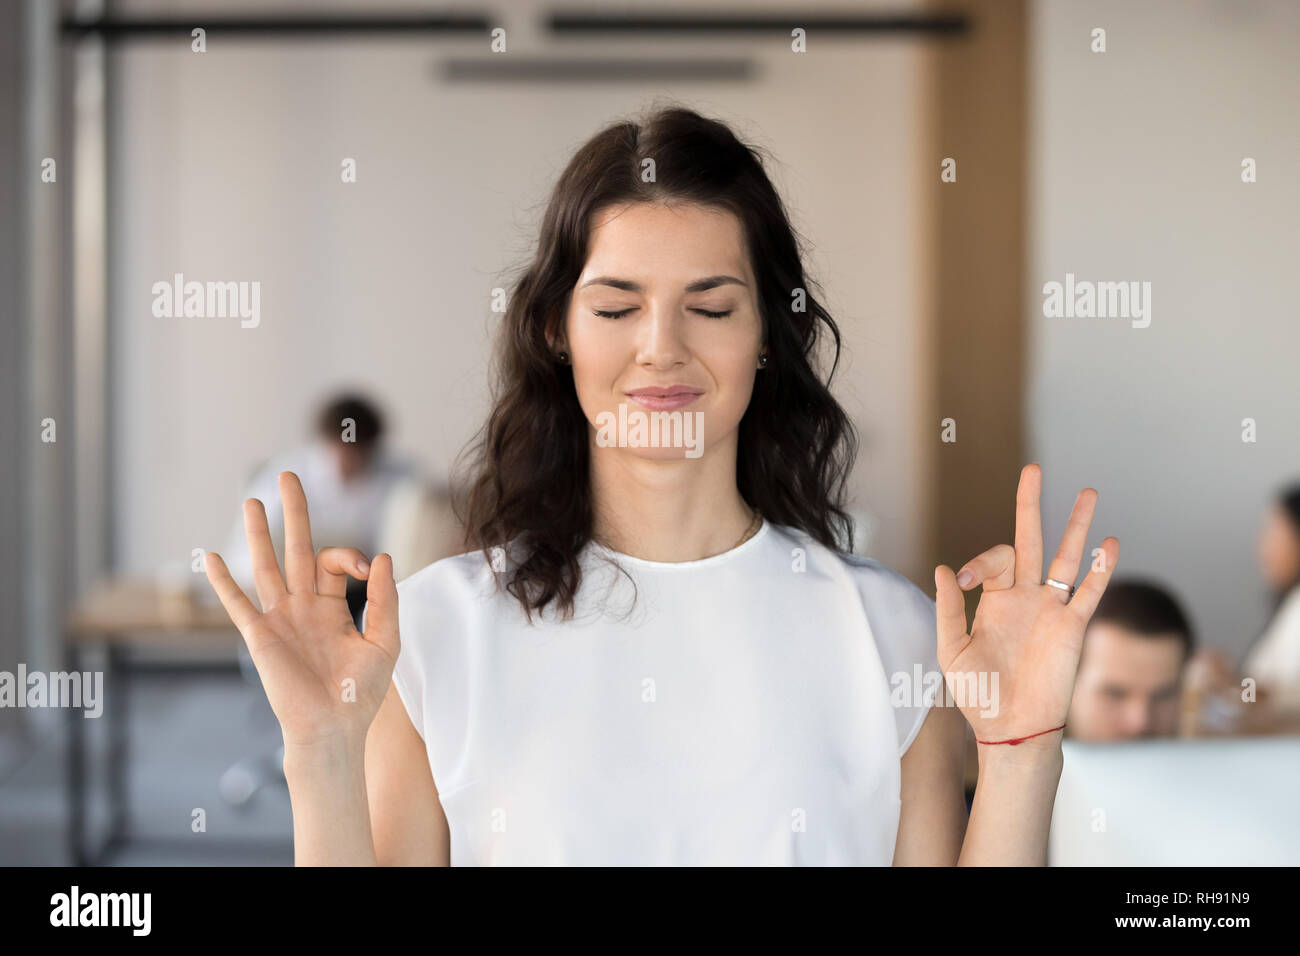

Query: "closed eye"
<box><xmin>591</xmin><ymin>308</ymin><xmax>733</xmax><ymax>319</ymax></box>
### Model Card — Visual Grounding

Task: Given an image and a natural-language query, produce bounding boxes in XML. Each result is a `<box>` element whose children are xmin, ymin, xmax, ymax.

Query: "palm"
<box><xmin>203</xmin><ymin>472</ymin><xmax>401</xmax><ymax>748</ymax></box>
<box><xmin>243</xmin><ymin>595</ymin><xmax>395</xmax><ymax>744</ymax></box>
<box><xmin>935</xmin><ymin>465</ymin><xmax>1118</xmax><ymax>744</ymax></box>
<box><xmin>942</xmin><ymin>584</ymin><xmax>1088</xmax><ymax>739</ymax></box>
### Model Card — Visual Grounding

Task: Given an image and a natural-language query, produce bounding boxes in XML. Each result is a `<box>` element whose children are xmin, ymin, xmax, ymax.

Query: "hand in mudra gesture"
<box><xmin>203</xmin><ymin>471</ymin><xmax>399</xmax><ymax>749</ymax></box>
<box><xmin>934</xmin><ymin>464</ymin><xmax>1119</xmax><ymax>745</ymax></box>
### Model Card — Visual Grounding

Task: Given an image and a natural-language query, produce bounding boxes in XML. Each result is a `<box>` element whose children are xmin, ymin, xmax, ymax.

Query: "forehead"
<box><xmin>580</xmin><ymin>202</ymin><xmax>751</xmax><ymax>284</ymax></box>
<box><xmin>1081</xmin><ymin>622</ymin><xmax>1185</xmax><ymax>684</ymax></box>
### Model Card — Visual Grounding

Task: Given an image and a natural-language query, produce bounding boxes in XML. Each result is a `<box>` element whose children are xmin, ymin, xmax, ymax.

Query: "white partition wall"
<box><xmin>107</xmin><ymin>0</ymin><xmax>935</xmax><ymax>583</ymax></box>
<box><xmin>1028</xmin><ymin>0</ymin><xmax>1300</xmax><ymax>655</ymax></box>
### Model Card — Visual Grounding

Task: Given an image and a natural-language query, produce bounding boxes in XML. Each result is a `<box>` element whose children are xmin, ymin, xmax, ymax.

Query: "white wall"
<box><xmin>109</xmin><ymin>0</ymin><xmax>933</xmax><ymax>582</ymax></box>
<box><xmin>1029</xmin><ymin>0</ymin><xmax>1300</xmax><ymax>655</ymax></box>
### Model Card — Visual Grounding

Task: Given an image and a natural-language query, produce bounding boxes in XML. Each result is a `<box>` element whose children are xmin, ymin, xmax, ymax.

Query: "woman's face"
<box><xmin>1258</xmin><ymin>503</ymin><xmax>1300</xmax><ymax>593</ymax></box>
<box><xmin>562</xmin><ymin>201</ymin><xmax>764</xmax><ymax>462</ymax></box>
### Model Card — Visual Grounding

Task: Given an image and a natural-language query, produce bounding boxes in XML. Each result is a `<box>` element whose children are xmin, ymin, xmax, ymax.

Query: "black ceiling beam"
<box><xmin>60</xmin><ymin>14</ymin><xmax>491</xmax><ymax>41</ymax></box>
<box><xmin>60</xmin><ymin>9</ymin><xmax>971</xmax><ymax>42</ymax></box>
<box><xmin>547</xmin><ymin>10</ymin><xmax>970</xmax><ymax>36</ymax></box>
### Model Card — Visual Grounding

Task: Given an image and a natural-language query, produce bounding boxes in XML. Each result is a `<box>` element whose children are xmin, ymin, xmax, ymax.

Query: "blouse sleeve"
<box><xmin>843</xmin><ymin>555</ymin><xmax>943</xmax><ymax>757</ymax></box>
<box><xmin>1242</xmin><ymin>586</ymin><xmax>1300</xmax><ymax>712</ymax></box>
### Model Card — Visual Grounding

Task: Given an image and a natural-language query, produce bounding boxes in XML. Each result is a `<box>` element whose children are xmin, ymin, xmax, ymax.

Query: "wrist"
<box><xmin>282</xmin><ymin>731</ymin><xmax>367</xmax><ymax>779</ymax></box>
<box><xmin>976</xmin><ymin>729</ymin><xmax>1064</xmax><ymax>770</ymax></box>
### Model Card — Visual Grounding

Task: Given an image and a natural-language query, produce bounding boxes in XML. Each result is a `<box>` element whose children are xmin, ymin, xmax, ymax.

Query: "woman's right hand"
<box><xmin>203</xmin><ymin>471</ymin><xmax>400</xmax><ymax>750</ymax></box>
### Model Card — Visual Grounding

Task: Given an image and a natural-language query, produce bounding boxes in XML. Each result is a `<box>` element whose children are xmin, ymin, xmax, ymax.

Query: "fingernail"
<box><xmin>957</xmin><ymin>569</ymin><xmax>974</xmax><ymax>588</ymax></box>
<box><xmin>357</xmin><ymin>559</ymin><xmax>370</xmax><ymax>575</ymax></box>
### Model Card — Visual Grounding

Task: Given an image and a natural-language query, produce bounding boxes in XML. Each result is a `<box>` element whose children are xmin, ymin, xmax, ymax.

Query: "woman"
<box><xmin>203</xmin><ymin>106</ymin><xmax>1118</xmax><ymax>865</ymax></box>
<box><xmin>1240</xmin><ymin>486</ymin><xmax>1300</xmax><ymax>712</ymax></box>
<box><xmin>1184</xmin><ymin>485</ymin><xmax>1300</xmax><ymax>729</ymax></box>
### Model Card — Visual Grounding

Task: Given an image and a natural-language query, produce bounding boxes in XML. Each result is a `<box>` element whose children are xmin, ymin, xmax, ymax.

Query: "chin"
<box><xmin>614</xmin><ymin>445</ymin><xmax>707</xmax><ymax>463</ymax></box>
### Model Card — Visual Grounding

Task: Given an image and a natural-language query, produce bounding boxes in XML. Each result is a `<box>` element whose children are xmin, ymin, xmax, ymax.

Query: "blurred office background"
<box><xmin>1</xmin><ymin>0</ymin><xmax>1297</xmax><ymax>864</ymax></box>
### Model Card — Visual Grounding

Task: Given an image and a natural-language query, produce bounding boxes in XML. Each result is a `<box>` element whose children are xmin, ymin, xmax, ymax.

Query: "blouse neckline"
<box><xmin>586</xmin><ymin>518</ymin><xmax>771</xmax><ymax>571</ymax></box>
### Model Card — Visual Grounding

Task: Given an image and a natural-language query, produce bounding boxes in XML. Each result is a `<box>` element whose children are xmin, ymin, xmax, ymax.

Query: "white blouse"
<box><xmin>1242</xmin><ymin>586</ymin><xmax>1300</xmax><ymax>712</ymax></box>
<box><xmin>389</xmin><ymin>518</ymin><xmax>941</xmax><ymax>865</ymax></box>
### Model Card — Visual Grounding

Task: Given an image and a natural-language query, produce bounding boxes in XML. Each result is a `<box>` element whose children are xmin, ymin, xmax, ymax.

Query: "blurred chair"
<box><xmin>379</xmin><ymin>476</ymin><xmax>465</xmax><ymax>583</ymax></box>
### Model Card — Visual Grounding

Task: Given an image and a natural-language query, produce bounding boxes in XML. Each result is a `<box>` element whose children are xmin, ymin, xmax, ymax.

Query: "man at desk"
<box><xmin>1065</xmin><ymin>579</ymin><xmax>1194</xmax><ymax>741</ymax></box>
<box><xmin>222</xmin><ymin>393</ymin><xmax>416</xmax><ymax>626</ymax></box>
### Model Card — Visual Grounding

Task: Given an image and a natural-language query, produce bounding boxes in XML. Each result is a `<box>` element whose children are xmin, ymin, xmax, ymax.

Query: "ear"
<box><xmin>543</xmin><ymin>309</ymin><xmax>569</xmax><ymax>353</ymax></box>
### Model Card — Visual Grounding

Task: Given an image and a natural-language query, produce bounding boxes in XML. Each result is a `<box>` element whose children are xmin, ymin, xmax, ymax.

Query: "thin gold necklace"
<box><xmin>730</xmin><ymin>506</ymin><xmax>762</xmax><ymax>550</ymax></box>
<box><xmin>596</xmin><ymin>506</ymin><xmax>761</xmax><ymax>557</ymax></box>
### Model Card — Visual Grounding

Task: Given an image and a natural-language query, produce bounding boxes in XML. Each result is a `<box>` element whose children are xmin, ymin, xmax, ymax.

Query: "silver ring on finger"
<box><xmin>1044</xmin><ymin>577</ymin><xmax>1075</xmax><ymax>598</ymax></box>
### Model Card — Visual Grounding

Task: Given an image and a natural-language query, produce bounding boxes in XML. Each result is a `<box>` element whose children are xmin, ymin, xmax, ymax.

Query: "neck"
<box><xmin>588</xmin><ymin>432</ymin><xmax>755</xmax><ymax>562</ymax></box>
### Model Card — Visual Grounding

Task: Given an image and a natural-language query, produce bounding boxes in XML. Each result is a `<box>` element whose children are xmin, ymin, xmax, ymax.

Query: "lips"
<box><xmin>624</xmin><ymin>385</ymin><xmax>704</xmax><ymax>411</ymax></box>
<box><xmin>625</xmin><ymin>385</ymin><xmax>704</xmax><ymax>398</ymax></box>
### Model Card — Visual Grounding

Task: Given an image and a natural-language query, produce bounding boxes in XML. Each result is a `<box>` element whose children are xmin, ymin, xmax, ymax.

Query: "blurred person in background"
<box><xmin>1183</xmin><ymin>484</ymin><xmax>1300</xmax><ymax>729</ymax></box>
<box><xmin>222</xmin><ymin>393</ymin><xmax>419</xmax><ymax>626</ymax></box>
<box><xmin>1241</xmin><ymin>485</ymin><xmax>1300</xmax><ymax>713</ymax></box>
<box><xmin>215</xmin><ymin>393</ymin><xmax>461</xmax><ymax>807</ymax></box>
<box><xmin>1066</xmin><ymin>579</ymin><xmax>1193</xmax><ymax>741</ymax></box>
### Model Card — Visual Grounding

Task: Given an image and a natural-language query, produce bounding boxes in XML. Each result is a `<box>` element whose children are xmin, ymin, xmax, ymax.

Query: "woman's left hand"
<box><xmin>934</xmin><ymin>463</ymin><xmax>1119</xmax><ymax>747</ymax></box>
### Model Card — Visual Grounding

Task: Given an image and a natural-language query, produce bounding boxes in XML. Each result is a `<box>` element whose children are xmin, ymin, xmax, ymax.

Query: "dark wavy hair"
<box><xmin>453</xmin><ymin>103</ymin><xmax>859</xmax><ymax>622</ymax></box>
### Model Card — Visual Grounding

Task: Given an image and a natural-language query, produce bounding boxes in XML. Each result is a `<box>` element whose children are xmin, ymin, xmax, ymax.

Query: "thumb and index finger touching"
<box><xmin>205</xmin><ymin>470</ymin><xmax>400</xmax><ymax>655</ymax></box>
<box><xmin>932</xmin><ymin>464</ymin><xmax>1120</xmax><ymax>659</ymax></box>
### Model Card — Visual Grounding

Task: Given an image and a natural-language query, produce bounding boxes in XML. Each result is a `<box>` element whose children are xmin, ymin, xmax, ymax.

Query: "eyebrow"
<box><xmin>579</xmin><ymin>275</ymin><xmax>747</xmax><ymax>294</ymax></box>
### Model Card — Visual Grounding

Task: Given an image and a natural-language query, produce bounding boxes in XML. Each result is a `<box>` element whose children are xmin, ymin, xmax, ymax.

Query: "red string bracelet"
<box><xmin>975</xmin><ymin>723</ymin><xmax>1067</xmax><ymax>746</ymax></box>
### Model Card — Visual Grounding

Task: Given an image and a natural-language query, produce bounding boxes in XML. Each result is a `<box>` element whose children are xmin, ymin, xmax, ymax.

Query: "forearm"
<box><xmin>957</xmin><ymin>734</ymin><xmax>1064</xmax><ymax>866</ymax></box>
<box><xmin>283</xmin><ymin>737</ymin><xmax>378</xmax><ymax>866</ymax></box>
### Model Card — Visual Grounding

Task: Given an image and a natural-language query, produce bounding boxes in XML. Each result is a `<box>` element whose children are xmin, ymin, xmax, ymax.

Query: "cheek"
<box><xmin>716</xmin><ymin>352</ymin><xmax>758</xmax><ymax>395</ymax></box>
<box><xmin>697</xmin><ymin>323</ymin><xmax>760</xmax><ymax>386</ymax></box>
<box><xmin>1284</xmin><ymin>533</ymin><xmax>1300</xmax><ymax>569</ymax></box>
<box><xmin>568</xmin><ymin>317</ymin><xmax>628</xmax><ymax>387</ymax></box>
<box><xmin>566</xmin><ymin>311</ymin><xmax>602</xmax><ymax>358</ymax></box>
<box><xmin>1152</xmin><ymin>696</ymin><xmax>1180</xmax><ymax>719</ymax></box>
<box><xmin>705</xmin><ymin>357</ymin><xmax>758</xmax><ymax>432</ymax></box>
<box><xmin>1262</xmin><ymin>517</ymin><xmax>1300</xmax><ymax>560</ymax></box>
<box><xmin>1259</xmin><ymin>530</ymin><xmax>1298</xmax><ymax>581</ymax></box>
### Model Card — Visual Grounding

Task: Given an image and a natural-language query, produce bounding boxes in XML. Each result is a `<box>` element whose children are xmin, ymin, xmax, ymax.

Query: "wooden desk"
<box><xmin>65</xmin><ymin>579</ymin><xmax>240</xmax><ymax>865</ymax></box>
<box><xmin>68</xmin><ymin>579</ymin><xmax>236</xmax><ymax>645</ymax></box>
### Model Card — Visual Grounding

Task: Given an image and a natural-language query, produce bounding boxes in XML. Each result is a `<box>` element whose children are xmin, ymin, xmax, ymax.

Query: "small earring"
<box><xmin>757</xmin><ymin>352</ymin><xmax>768</xmax><ymax>368</ymax></box>
<box><xmin>557</xmin><ymin>350</ymin><xmax>569</xmax><ymax>364</ymax></box>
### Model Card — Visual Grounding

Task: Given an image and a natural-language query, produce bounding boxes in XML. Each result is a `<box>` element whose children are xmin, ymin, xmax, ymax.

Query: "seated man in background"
<box><xmin>222</xmin><ymin>392</ymin><xmax>418</xmax><ymax>626</ymax></box>
<box><xmin>1065</xmin><ymin>579</ymin><xmax>1194</xmax><ymax>741</ymax></box>
<box><xmin>215</xmin><ymin>392</ymin><xmax>461</xmax><ymax>806</ymax></box>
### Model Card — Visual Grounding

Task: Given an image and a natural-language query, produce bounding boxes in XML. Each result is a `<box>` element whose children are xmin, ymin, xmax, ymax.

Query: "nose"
<box><xmin>635</xmin><ymin>301</ymin><xmax>689</xmax><ymax>370</ymax></box>
<box><xmin>1121</xmin><ymin>698</ymin><xmax>1155</xmax><ymax>738</ymax></box>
